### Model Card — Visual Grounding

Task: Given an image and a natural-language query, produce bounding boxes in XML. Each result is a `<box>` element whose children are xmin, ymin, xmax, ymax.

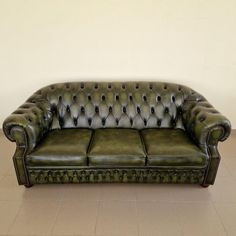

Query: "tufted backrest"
<box><xmin>27</xmin><ymin>82</ymin><xmax>205</xmax><ymax>130</ymax></box>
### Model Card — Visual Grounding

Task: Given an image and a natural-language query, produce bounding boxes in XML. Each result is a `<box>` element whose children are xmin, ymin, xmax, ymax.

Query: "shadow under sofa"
<box><xmin>3</xmin><ymin>82</ymin><xmax>231</xmax><ymax>187</ymax></box>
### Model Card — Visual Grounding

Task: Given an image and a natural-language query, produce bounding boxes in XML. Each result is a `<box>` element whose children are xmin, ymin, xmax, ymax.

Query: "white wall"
<box><xmin>0</xmin><ymin>0</ymin><xmax>236</xmax><ymax>127</ymax></box>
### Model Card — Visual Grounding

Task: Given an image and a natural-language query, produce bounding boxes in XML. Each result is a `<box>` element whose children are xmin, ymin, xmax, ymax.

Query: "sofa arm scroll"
<box><xmin>3</xmin><ymin>101</ymin><xmax>52</xmax><ymax>153</ymax></box>
<box><xmin>182</xmin><ymin>100</ymin><xmax>231</xmax><ymax>147</ymax></box>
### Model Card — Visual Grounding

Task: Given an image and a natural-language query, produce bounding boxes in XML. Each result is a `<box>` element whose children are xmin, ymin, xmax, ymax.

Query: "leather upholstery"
<box><xmin>88</xmin><ymin>129</ymin><xmax>146</xmax><ymax>166</ymax></box>
<box><xmin>3</xmin><ymin>100</ymin><xmax>52</xmax><ymax>153</ymax></box>
<box><xmin>2</xmin><ymin>81</ymin><xmax>231</xmax><ymax>187</ymax></box>
<box><xmin>26</xmin><ymin>129</ymin><xmax>92</xmax><ymax>166</ymax></box>
<box><xmin>141</xmin><ymin>129</ymin><xmax>207</xmax><ymax>167</ymax></box>
<box><xmin>182</xmin><ymin>100</ymin><xmax>231</xmax><ymax>148</ymax></box>
<box><xmin>26</xmin><ymin>82</ymin><xmax>203</xmax><ymax>131</ymax></box>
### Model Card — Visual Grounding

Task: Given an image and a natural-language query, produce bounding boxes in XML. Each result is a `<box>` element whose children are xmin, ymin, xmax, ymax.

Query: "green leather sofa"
<box><xmin>3</xmin><ymin>82</ymin><xmax>231</xmax><ymax>187</ymax></box>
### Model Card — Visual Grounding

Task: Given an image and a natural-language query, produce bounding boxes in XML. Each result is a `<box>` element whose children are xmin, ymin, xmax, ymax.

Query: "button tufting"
<box><xmin>31</xmin><ymin>82</ymin><xmax>195</xmax><ymax>131</ymax></box>
<box><xmin>73</xmin><ymin>118</ymin><xmax>77</xmax><ymax>126</ymax></box>
<box><xmin>88</xmin><ymin>118</ymin><xmax>92</xmax><ymax>126</ymax></box>
<box><xmin>130</xmin><ymin>118</ymin><xmax>133</xmax><ymax>125</ymax></box>
<box><xmin>144</xmin><ymin>119</ymin><xmax>147</xmax><ymax>126</ymax></box>
<box><xmin>95</xmin><ymin>106</ymin><xmax>99</xmax><ymax>113</ymax></box>
<box><xmin>199</xmin><ymin>116</ymin><xmax>206</xmax><ymax>122</ymax></box>
<box><xmin>102</xmin><ymin>118</ymin><xmax>106</xmax><ymax>126</ymax></box>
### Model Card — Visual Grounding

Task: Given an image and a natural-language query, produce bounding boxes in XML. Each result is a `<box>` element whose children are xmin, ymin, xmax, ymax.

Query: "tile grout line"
<box><xmin>94</xmin><ymin>200</ymin><xmax>101</xmax><ymax>236</ymax></box>
<box><xmin>49</xmin><ymin>199</ymin><xmax>63</xmax><ymax>236</ymax></box>
<box><xmin>134</xmin><ymin>199</ymin><xmax>140</xmax><ymax>236</ymax></box>
<box><xmin>172</xmin><ymin>202</ymin><xmax>185</xmax><ymax>236</ymax></box>
<box><xmin>6</xmin><ymin>201</ymin><xmax>24</xmax><ymax>236</ymax></box>
<box><xmin>211</xmin><ymin>201</ymin><xmax>229</xmax><ymax>236</ymax></box>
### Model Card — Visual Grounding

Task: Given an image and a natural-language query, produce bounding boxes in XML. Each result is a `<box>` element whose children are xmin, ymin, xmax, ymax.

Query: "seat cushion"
<box><xmin>26</xmin><ymin>129</ymin><xmax>92</xmax><ymax>166</ymax></box>
<box><xmin>88</xmin><ymin>129</ymin><xmax>146</xmax><ymax>166</ymax></box>
<box><xmin>141</xmin><ymin>129</ymin><xmax>207</xmax><ymax>167</ymax></box>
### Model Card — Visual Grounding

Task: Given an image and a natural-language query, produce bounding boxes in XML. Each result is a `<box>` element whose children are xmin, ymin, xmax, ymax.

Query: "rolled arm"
<box><xmin>3</xmin><ymin>100</ymin><xmax>52</xmax><ymax>153</ymax></box>
<box><xmin>182</xmin><ymin>100</ymin><xmax>231</xmax><ymax>147</ymax></box>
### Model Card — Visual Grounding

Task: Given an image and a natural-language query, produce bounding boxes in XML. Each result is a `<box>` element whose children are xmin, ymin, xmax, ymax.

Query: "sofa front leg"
<box><xmin>201</xmin><ymin>183</ymin><xmax>210</xmax><ymax>188</ymax></box>
<box><xmin>24</xmin><ymin>184</ymin><xmax>33</xmax><ymax>188</ymax></box>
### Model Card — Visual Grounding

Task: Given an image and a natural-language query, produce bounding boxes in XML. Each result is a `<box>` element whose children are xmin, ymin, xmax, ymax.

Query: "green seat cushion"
<box><xmin>88</xmin><ymin>129</ymin><xmax>146</xmax><ymax>166</ymax></box>
<box><xmin>141</xmin><ymin>129</ymin><xmax>207</xmax><ymax>167</ymax></box>
<box><xmin>26</xmin><ymin>129</ymin><xmax>92</xmax><ymax>166</ymax></box>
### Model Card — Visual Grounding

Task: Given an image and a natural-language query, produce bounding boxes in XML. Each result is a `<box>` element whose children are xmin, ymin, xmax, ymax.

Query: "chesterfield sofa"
<box><xmin>3</xmin><ymin>82</ymin><xmax>231</xmax><ymax>188</ymax></box>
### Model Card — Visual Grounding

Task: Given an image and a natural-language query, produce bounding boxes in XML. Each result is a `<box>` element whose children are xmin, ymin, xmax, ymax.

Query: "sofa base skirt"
<box><xmin>26</xmin><ymin>167</ymin><xmax>206</xmax><ymax>185</ymax></box>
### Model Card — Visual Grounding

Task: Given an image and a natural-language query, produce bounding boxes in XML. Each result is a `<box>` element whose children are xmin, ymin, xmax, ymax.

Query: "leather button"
<box><xmin>95</xmin><ymin>106</ymin><xmax>99</xmax><ymax>113</ymax></box>
<box><xmin>102</xmin><ymin>118</ymin><xmax>106</xmax><ymax>125</ymax></box>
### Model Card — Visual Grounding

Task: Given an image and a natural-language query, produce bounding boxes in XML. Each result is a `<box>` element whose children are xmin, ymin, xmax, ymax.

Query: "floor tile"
<box><xmin>208</xmin><ymin>177</ymin><xmax>236</xmax><ymax>203</ymax></box>
<box><xmin>175</xmin><ymin>202</ymin><xmax>226</xmax><ymax>236</ymax></box>
<box><xmin>0</xmin><ymin>201</ymin><xmax>21</xmax><ymax>235</ymax></box>
<box><xmin>136</xmin><ymin>184</ymin><xmax>173</xmax><ymax>202</ymax></box>
<box><xmin>8</xmin><ymin>200</ymin><xmax>60</xmax><ymax>236</ymax></box>
<box><xmin>221</xmin><ymin>157</ymin><xmax>236</xmax><ymax>181</ymax></box>
<box><xmin>168</xmin><ymin>184</ymin><xmax>211</xmax><ymax>202</ymax></box>
<box><xmin>22</xmin><ymin>184</ymin><xmax>66</xmax><ymax>202</ymax></box>
<box><xmin>137</xmin><ymin>201</ymin><xmax>182</xmax><ymax>236</ymax></box>
<box><xmin>214</xmin><ymin>203</ymin><xmax>236</xmax><ymax>236</ymax></box>
<box><xmin>96</xmin><ymin>201</ymin><xmax>138</xmax><ymax>236</ymax></box>
<box><xmin>217</xmin><ymin>162</ymin><xmax>233</xmax><ymax>179</ymax></box>
<box><xmin>100</xmin><ymin>184</ymin><xmax>137</xmax><ymax>201</ymax></box>
<box><xmin>52</xmin><ymin>200</ymin><xmax>98</xmax><ymax>236</ymax></box>
<box><xmin>0</xmin><ymin>175</ymin><xmax>25</xmax><ymax>201</ymax></box>
<box><xmin>62</xmin><ymin>184</ymin><xmax>101</xmax><ymax>201</ymax></box>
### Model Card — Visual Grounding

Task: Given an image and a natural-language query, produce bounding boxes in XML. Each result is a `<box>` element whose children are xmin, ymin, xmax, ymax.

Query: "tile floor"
<box><xmin>0</xmin><ymin>130</ymin><xmax>236</xmax><ymax>236</ymax></box>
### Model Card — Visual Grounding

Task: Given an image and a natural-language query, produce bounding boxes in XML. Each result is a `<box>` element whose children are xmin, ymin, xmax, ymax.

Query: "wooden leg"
<box><xmin>201</xmin><ymin>183</ymin><xmax>210</xmax><ymax>188</ymax></box>
<box><xmin>24</xmin><ymin>184</ymin><xmax>33</xmax><ymax>188</ymax></box>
